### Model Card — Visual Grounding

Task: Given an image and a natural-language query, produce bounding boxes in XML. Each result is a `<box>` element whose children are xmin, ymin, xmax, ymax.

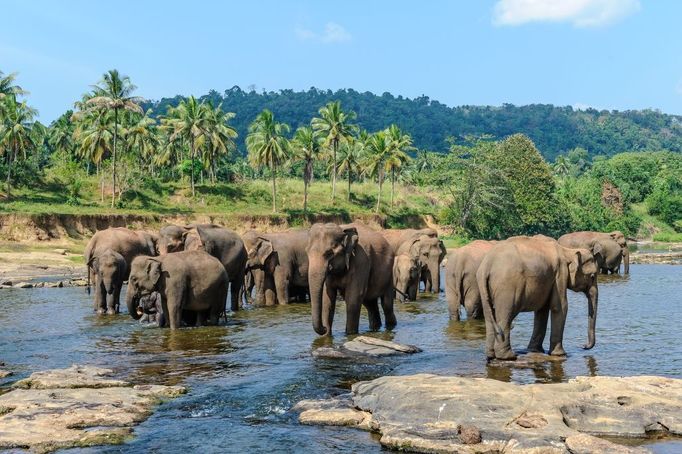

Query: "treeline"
<box><xmin>145</xmin><ymin>86</ymin><xmax>682</xmax><ymax>160</ymax></box>
<box><xmin>1</xmin><ymin>69</ymin><xmax>680</xmax><ymax>240</ymax></box>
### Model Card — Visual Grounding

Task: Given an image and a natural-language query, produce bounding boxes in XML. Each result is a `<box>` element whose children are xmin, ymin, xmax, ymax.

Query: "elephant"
<box><xmin>445</xmin><ymin>240</ymin><xmax>497</xmax><ymax>321</ymax></box>
<box><xmin>242</xmin><ymin>229</ymin><xmax>310</xmax><ymax>306</ymax></box>
<box><xmin>307</xmin><ymin>223</ymin><xmax>397</xmax><ymax>336</ymax></box>
<box><xmin>381</xmin><ymin>228</ymin><xmax>446</xmax><ymax>295</ymax></box>
<box><xmin>558</xmin><ymin>231</ymin><xmax>629</xmax><ymax>274</ymax></box>
<box><xmin>125</xmin><ymin>251</ymin><xmax>228</xmax><ymax>329</ymax></box>
<box><xmin>477</xmin><ymin>236</ymin><xmax>599</xmax><ymax>361</ymax></box>
<box><xmin>84</xmin><ymin>227</ymin><xmax>158</xmax><ymax>314</ymax></box>
<box><xmin>157</xmin><ymin>224</ymin><xmax>247</xmax><ymax>312</ymax></box>
<box><xmin>393</xmin><ymin>253</ymin><xmax>420</xmax><ymax>302</ymax></box>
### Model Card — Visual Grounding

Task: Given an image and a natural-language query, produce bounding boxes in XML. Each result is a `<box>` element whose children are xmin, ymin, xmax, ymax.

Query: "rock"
<box><xmin>68</xmin><ymin>278</ymin><xmax>88</xmax><ymax>287</ymax></box>
<box><xmin>53</xmin><ymin>248</ymin><xmax>67</xmax><ymax>255</ymax></box>
<box><xmin>12</xmin><ymin>282</ymin><xmax>33</xmax><ymax>289</ymax></box>
<box><xmin>1</xmin><ymin>280</ymin><xmax>12</xmax><ymax>286</ymax></box>
<box><xmin>0</xmin><ymin>370</ymin><xmax>12</xmax><ymax>379</ymax></box>
<box><xmin>313</xmin><ymin>336</ymin><xmax>422</xmax><ymax>359</ymax></box>
<box><xmin>0</xmin><ymin>365</ymin><xmax>185</xmax><ymax>453</ymax></box>
<box><xmin>297</xmin><ymin>374</ymin><xmax>681</xmax><ymax>453</ymax></box>
<box><xmin>45</xmin><ymin>281</ymin><xmax>63</xmax><ymax>288</ymax></box>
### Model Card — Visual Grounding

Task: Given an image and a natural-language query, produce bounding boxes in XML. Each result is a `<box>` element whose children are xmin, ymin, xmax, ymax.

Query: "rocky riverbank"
<box><xmin>0</xmin><ymin>365</ymin><xmax>186</xmax><ymax>452</ymax></box>
<box><xmin>295</xmin><ymin>374</ymin><xmax>682</xmax><ymax>453</ymax></box>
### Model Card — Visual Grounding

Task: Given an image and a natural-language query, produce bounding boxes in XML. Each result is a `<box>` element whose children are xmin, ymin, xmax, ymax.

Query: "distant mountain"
<box><xmin>143</xmin><ymin>87</ymin><xmax>682</xmax><ymax>160</ymax></box>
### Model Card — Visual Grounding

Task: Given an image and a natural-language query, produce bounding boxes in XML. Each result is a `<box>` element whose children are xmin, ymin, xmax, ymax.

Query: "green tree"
<box><xmin>246</xmin><ymin>109</ymin><xmax>290</xmax><ymax>213</ymax></box>
<box><xmin>291</xmin><ymin>125</ymin><xmax>321</xmax><ymax>213</ymax></box>
<box><xmin>82</xmin><ymin>70</ymin><xmax>142</xmax><ymax>207</ymax></box>
<box><xmin>337</xmin><ymin>137</ymin><xmax>364</xmax><ymax>201</ymax></box>
<box><xmin>202</xmin><ymin>103</ymin><xmax>237</xmax><ymax>184</ymax></box>
<box><xmin>48</xmin><ymin>111</ymin><xmax>76</xmax><ymax>158</ymax></box>
<box><xmin>74</xmin><ymin>109</ymin><xmax>113</xmax><ymax>201</ymax></box>
<box><xmin>0</xmin><ymin>70</ymin><xmax>26</xmax><ymax>99</ymax></box>
<box><xmin>385</xmin><ymin>124</ymin><xmax>413</xmax><ymax>207</ymax></box>
<box><xmin>553</xmin><ymin>155</ymin><xmax>570</xmax><ymax>178</ymax></box>
<box><xmin>362</xmin><ymin>131</ymin><xmax>390</xmax><ymax>213</ymax></box>
<box><xmin>311</xmin><ymin>101</ymin><xmax>357</xmax><ymax>202</ymax></box>
<box><xmin>125</xmin><ymin>110</ymin><xmax>159</xmax><ymax>175</ymax></box>
<box><xmin>0</xmin><ymin>96</ymin><xmax>39</xmax><ymax>196</ymax></box>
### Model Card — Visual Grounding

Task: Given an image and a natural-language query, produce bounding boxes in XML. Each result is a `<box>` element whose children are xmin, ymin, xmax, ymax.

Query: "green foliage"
<box><xmin>647</xmin><ymin>170</ymin><xmax>682</xmax><ymax>231</ymax></box>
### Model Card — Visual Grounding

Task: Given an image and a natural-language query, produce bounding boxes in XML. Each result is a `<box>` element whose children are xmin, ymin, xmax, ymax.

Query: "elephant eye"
<box><xmin>323</xmin><ymin>249</ymin><xmax>334</xmax><ymax>259</ymax></box>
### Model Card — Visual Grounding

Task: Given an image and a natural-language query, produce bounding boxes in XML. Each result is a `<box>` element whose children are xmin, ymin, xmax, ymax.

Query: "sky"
<box><xmin>2</xmin><ymin>0</ymin><xmax>682</xmax><ymax>122</ymax></box>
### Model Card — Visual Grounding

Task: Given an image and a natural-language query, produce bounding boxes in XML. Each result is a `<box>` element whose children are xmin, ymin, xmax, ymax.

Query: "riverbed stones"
<box><xmin>0</xmin><ymin>365</ymin><xmax>186</xmax><ymax>453</ymax></box>
<box><xmin>296</xmin><ymin>374</ymin><xmax>682</xmax><ymax>453</ymax></box>
<box><xmin>312</xmin><ymin>336</ymin><xmax>422</xmax><ymax>359</ymax></box>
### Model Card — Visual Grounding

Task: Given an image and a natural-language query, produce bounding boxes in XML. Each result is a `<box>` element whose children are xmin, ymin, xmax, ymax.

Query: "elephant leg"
<box><xmin>95</xmin><ymin>278</ymin><xmax>106</xmax><ymax>315</ymax></box>
<box><xmin>195</xmin><ymin>310</ymin><xmax>206</xmax><ymax>327</ymax></box>
<box><xmin>230</xmin><ymin>276</ymin><xmax>243</xmax><ymax>312</ymax></box>
<box><xmin>166</xmin><ymin>284</ymin><xmax>185</xmax><ymax>330</ymax></box>
<box><xmin>548</xmin><ymin>289</ymin><xmax>568</xmax><ymax>356</ymax></box>
<box><xmin>275</xmin><ymin>273</ymin><xmax>290</xmax><ymax>306</ymax></box>
<box><xmin>492</xmin><ymin>297</ymin><xmax>517</xmax><ymax>360</ymax></box>
<box><xmin>381</xmin><ymin>287</ymin><xmax>397</xmax><ymax>330</ymax></box>
<box><xmin>527</xmin><ymin>304</ymin><xmax>550</xmax><ymax>353</ymax></box>
<box><xmin>364</xmin><ymin>298</ymin><xmax>382</xmax><ymax>331</ymax></box>
<box><xmin>113</xmin><ymin>285</ymin><xmax>122</xmax><ymax>314</ymax></box>
<box><xmin>323</xmin><ymin>285</ymin><xmax>337</xmax><ymax>335</ymax></box>
<box><xmin>407</xmin><ymin>282</ymin><xmax>418</xmax><ymax>301</ymax></box>
<box><xmin>484</xmin><ymin>315</ymin><xmax>496</xmax><ymax>360</ymax></box>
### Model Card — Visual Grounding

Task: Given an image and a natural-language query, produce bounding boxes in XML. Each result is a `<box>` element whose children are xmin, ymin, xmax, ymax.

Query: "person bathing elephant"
<box><xmin>125</xmin><ymin>251</ymin><xmax>228</xmax><ymax>329</ymax></box>
<box><xmin>307</xmin><ymin>223</ymin><xmax>396</xmax><ymax>336</ymax></box>
<box><xmin>445</xmin><ymin>240</ymin><xmax>497</xmax><ymax>321</ymax></box>
<box><xmin>558</xmin><ymin>231</ymin><xmax>629</xmax><ymax>274</ymax></box>
<box><xmin>477</xmin><ymin>236</ymin><xmax>599</xmax><ymax>361</ymax></box>
<box><xmin>158</xmin><ymin>224</ymin><xmax>247</xmax><ymax>312</ymax></box>
<box><xmin>382</xmin><ymin>228</ymin><xmax>446</xmax><ymax>296</ymax></box>
<box><xmin>84</xmin><ymin>227</ymin><xmax>159</xmax><ymax>315</ymax></box>
<box><xmin>242</xmin><ymin>229</ymin><xmax>310</xmax><ymax>306</ymax></box>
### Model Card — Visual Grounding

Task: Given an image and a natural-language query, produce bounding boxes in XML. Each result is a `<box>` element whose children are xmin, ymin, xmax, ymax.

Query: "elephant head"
<box><xmin>157</xmin><ymin>225</ymin><xmax>187</xmax><ymax>255</ymax></box>
<box><xmin>608</xmin><ymin>230</ymin><xmax>629</xmax><ymax>274</ymax></box>
<box><xmin>88</xmin><ymin>249</ymin><xmax>125</xmax><ymax>312</ymax></box>
<box><xmin>306</xmin><ymin>224</ymin><xmax>358</xmax><ymax>335</ymax></box>
<box><xmin>244</xmin><ymin>234</ymin><xmax>276</xmax><ymax>273</ymax></box>
<box><xmin>393</xmin><ymin>254</ymin><xmax>419</xmax><ymax>302</ymax></box>
<box><xmin>126</xmin><ymin>256</ymin><xmax>162</xmax><ymax>320</ymax></box>
<box><xmin>563</xmin><ymin>247</ymin><xmax>599</xmax><ymax>350</ymax></box>
<box><xmin>411</xmin><ymin>235</ymin><xmax>446</xmax><ymax>293</ymax></box>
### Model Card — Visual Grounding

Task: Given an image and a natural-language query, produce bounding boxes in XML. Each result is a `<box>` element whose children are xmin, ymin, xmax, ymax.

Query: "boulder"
<box><xmin>12</xmin><ymin>282</ymin><xmax>33</xmax><ymax>289</ymax></box>
<box><xmin>296</xmin><ymin>374</ymin><xmax>682</xmax><ymax>453</ymax></box>
<box><xmin>0</xmin><ymin>365</ymin><xmax>186</xmax><ymax>452</ymax></box>
<box><xmin>0</xmin><ymin>370</ymin><xmax>11</xmax><ymax>379</ymax></box>
<box><xmin>312</xmin><ymin>336</ymin><xmax>422</xmax><ymax>359</ymax></box>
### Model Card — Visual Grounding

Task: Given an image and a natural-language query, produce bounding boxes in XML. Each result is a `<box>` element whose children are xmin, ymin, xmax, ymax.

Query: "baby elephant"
<box><xmin>88</xmin><ymin>249</ymin><xmax>126</xmax><ymax>315</ymax></box>
<box><xmin>125</xmin><ymin>251</ymin><xmax>228</xmax><ymax>329</ymax></box>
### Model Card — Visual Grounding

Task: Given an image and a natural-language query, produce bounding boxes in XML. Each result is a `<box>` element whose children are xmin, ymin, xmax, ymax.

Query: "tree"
<box><xmin>336</xmin><ymin>137</ymin><xmax>363</xmax><ymax>201</ymax></box>
<box><xmin>125</xmin><ymin>110</ymin><xmax>159</xmax><ymax>175</ymax></box>
<box><xmin>202</xmin><ymin>103</ymin><xmax>237</xmax><ymax>184</ymax></box>
<box><xmin>73</xmin><ymin>109</ymin><xmax>114</xmax><ymax>201</ymax></box>
<box><xmin>291</xmin><ymin>125</ymin><xmax>321</xmax><ymax>213</ymax></box>
<box><xmin>82</xmin><ymin>70</ymin><xmax>142</xmax><ymax>207</ymax></box>
<box><xmin>311</xmin><ymin>101</ymin><xmax>357</xmax><ymax>202</ymax></box>
<box><xmin>0</xmin><ymin>96</ymin><xmax>39</xmax><ymax>196</ymax></box>
<box><xmin>362</xmin><ymin>131</ymin><xmax>390</xmax><ymax>213</ymax></box>
<box><xmin>553</xmin><ymin>155</ymin><xmax>570</xmax><ymax>178</ymax></box>
<box><xmin>161</xmin><ymin>96</ymin><xmax>210</xmax><ymax>196</ymax></box>
<box><xmin>385</xmin><ymin>124</ymin><xmax>413</xmax><ymax>207</ymax></box>
<box><xmin>48</xmin><ymin>111</ymin><xmax>76</xmax><ymax>157</ymax></box>
<box><xmin>246</xmin><ymin>110</ymin><xmax>290</xmax><ymax>213</ymax></box>
<box><xmin>0</xmin><ymin>70</ymin><xmax>26</xmax><ymax>99</ymax></box>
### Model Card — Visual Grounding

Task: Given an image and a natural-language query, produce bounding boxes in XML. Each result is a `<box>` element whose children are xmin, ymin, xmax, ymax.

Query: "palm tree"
<box><xmin>0</xmin><ymin>71</ymin><xmax>26</xmax><ymax>99</ymax></box>
<box><xmin>0</xmin><ymin>96</ymin><xmax>38</xmax><ymax>196</ymax></box>
<box><xmin>291</xmin><ymin>125</ymin><xmax>322</xmax><ymax>213</ymax></box>
<box><xmin>362</xmin><ymin>131</ymin><xmax>390</xmax><ymax>213</ymax></box>
<box><xmin>553</xmin><ymin>155</ymin><xmax>570</xmax><ymax>178</ymax></box>
<box><xmin>336</xmin><ymin>138</ymin><xmax>363</xmax><ymax>201</ymax></box>
<box><xmin>202</xmin><ymin>103</ymin><xmax>237</xmax><ymax>184</ymax></box>
<box><xmin>311</xmin><ymin>101</ymin><xmax>357</xmax><ymax>202</ymax></box>
<box><xmin>161</xmin><ymin>96</ymin><xmax>210</xmax><ymax>196</ymax></box>
<box><xmin>83</xmin><ymin>70</ymin><xmax>142</xmax><ymax>207</ymax></box>
<box><xmin>125</xmin><ymin>110</ymin><xmax>159</xmax><ymax>175</ymax></box>
<box><xmin>385</xmin><ymin>124</ymin><xmax>413</xmax><ymax>207</ymax></box>
<box><xmin>246</xmin><ymin>110</ymin><xmax>290</xmax><ymax>213</ymax></box>
<box><xmin>48</xmin><ymin>111</ymin><xmax>76</xmax><ymax>157</ymax></box>
<box><xmin>73</xmin><ymin>109</ymin><xmax>114</xmax><ymax>201</ymax></box>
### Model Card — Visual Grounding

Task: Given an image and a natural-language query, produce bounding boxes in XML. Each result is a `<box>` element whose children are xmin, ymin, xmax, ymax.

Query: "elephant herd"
<box><xmin>84</xmin><ymin>224</ymin><xmax>628</xmax><ymax>361</ymax></box>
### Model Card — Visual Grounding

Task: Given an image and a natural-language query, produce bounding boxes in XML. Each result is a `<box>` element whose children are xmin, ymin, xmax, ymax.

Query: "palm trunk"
<box><xmin>331</xmin><ymin>138</ymin><xmax>337</xmax><ymax>202</ymax></box>
<box><xmin>5</xmin><ymin>146</ymin><xmax>15</xmax><ymax>197</ymax></box>
<box><xmin>375</xmin><ymin>171</ymin><xmax>383</xmax><ymax>213</ymax></box>
<box><xmin>303</xmin><ymin>178</ymin><xmax>309</xmax><ymax>214</ymax></box>
<box><xmin>190</xmin><ymin>136</ymin><xmax>195</xmax><ymax>197</ymax></box>
<box><xmin>271</xmin><ymin>163</ymin><xmax>277</xmax><ymax>213</ymax></box>
<box><xmin>98</xmin><ymin>163</ymin><xmax>104</xmax><ymax>203</ymax></box>
<box><xmin>111</xmin><ymin>108</ymin><xmax>118</xmax><ymax>208</ymax></box>
<box><xmin>391</xmin><ymin>168</ymin><xmax>395</xmax><ymax>207</ymax></box>
<box><xmin>347</xmin><ymin>168</ymin><xmax>352</xmax><ymax>201</ymax></box>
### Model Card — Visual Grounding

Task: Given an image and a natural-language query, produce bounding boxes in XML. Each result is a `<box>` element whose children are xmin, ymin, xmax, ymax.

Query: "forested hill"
<box><xmin>143</xmin><ymin>87</ymin><xmax>682</xmax><ymax>160</ymax></box>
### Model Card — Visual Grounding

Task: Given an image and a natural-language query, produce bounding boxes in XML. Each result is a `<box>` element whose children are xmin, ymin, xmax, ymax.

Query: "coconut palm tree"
<box><xmin>337</xmin><ymin>137</ymin><xmax>364</xmax><ymax>201</ymax></box>
<box><xmin>48</xmin><ymin>111</ymin><xmax>76</xmax><ymax>157</ymax></box>
<box><xmin>553</xmin><ymin>155</ymin><xmax>570</xmax><ymax>178</ymax></box>
<box><xmin>161</xmin><ymin>96</ymin><xmax>210</xmax><ymax>196</ymax></box>
<box><xmin>202</xmin><ymin>103</ymin><xmax>238</xmax><ymax>184</ymax></box>
<box><xmin>246</xmin><ymin>109</ymin><xmax>290</xmax><ymax>213</ymax></box>
<box><xmin>385</xmin><ymin>124</ymin><xmax>413</xmax><ymax>207</ymax></box>
<box><xmin>362</xmin><ymin>131</ymin><xmax>390</xmax><ymax>213</ymax></box>
<box><xmin>0</xmin><ymin>70</ymin><xmax>26</xmax><ymax>99</ymax></box>
<box><xmin>311</xmin><ymin>101</ymin><xmax>357</xmax><ymax>202</ymax></box>
<box><xmin>82</xmin><ymin>70</ymin><xmax>142</xmax><ymax>207</ymax></box>
<box><xmin>73</xmin><ymin>109</ymin><xmax>114</xmax><ymax>201</ymax></box>
<box><xmin>0</xmin><ymin>96</ymin><xmax>38</xmax><ymax>196</ymax></box>
<box><xmin>125</xmin><ymin>110</ymin><xmax>159</xmax><ymax>175</ymax></box>
<box><xmin>291</xmin><ymin>125</ymin><xmax>322</xmax><ymax>213</ymax></box>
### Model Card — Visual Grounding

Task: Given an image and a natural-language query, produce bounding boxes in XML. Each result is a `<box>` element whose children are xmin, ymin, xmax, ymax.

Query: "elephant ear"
<box><xmin>342</xmin><ymin>227</ymin><xmax>359</xmax><ymax>270</ymax></box>
<box><xmin>87</xmin><ymin>255</ymin><xmax>99</xmax><ymax>271</ymax></box>
<box><xmin>256</xmin><ymin>238</ymin><xmax>274</xmax><ymax>265</ymax></box>
<box><xmin>146</xmin><ymin>259</ymin><xmax>162</xmax><ymax>286</ymax></box>
<box><xmin>591</xmin><ymin>242</ymin><xmax>604</xmax><ymax>264</ymax></box>
<box><xmin>438</xmin><ymin>240</ymin><xmax>447</xmax><ymax>262</ymax></box>
<box><xmin>568</xmin><ymin>250</ymin><xmax>582</xmax><ymax>286</ymax></box>
<box><xmin>407</xmin><ymin>238</ymin><xmax>422</xmax><ymax>260</ymax></box>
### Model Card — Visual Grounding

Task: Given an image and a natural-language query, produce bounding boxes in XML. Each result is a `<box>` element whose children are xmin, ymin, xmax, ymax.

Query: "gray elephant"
<box><xmin>307</xmin><ymin>223</ymin><xmax>396</xmax><ymax>336</ymax></box>
<box><xmin>158</xmin><ymin>224</ymin><xmax>247</xmax><ymax>312</ymax></box>
<box><xmin>393</xmin><ymin>253</ymin><xmax>420</xmax><ymax>302</ymax></box>
<box><xmin>382</xmin><ymin>228</ymin><xmax>446</xmax><ymax>295</ymax></box>
<box><xmin>242</xmin><ymin>229</ymin><xmax>310</xmax><ymax>306</ymax></box>
<box><xmin>84</xmin><ymin>227</ymin><xmax>158</xmax><ymax>315</ymax></box>
<box><xmin>478</xmin><ymin>236</ymin><xmax>599</xmax><ymax>360</ymax></box>
<box><xmin>558</xmin><ymin>231</ymin><xmax>629</xmax><ymax>274</ymax></box>
<box><xmin>125</xmin><ymin>251</ymin><xmax>228</xmax><ymax>329</ymax></box>
<box><xmin>445</xmin><ymin>240</ymin><xmax>497</xmax><ymax>321</ymax></box>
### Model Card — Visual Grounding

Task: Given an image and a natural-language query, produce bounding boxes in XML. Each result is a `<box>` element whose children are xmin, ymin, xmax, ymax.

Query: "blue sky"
<box><xmin>2</xmin><ymin>0</ymin><xmax>681</xmax><ymax>122</ymax></box>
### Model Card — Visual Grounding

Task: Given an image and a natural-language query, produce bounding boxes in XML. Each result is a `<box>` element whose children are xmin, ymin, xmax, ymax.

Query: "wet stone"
<box><xmin>312</xmin><ymin>336</ymin><xmax>422</xmax><ymax>359</ymax></box>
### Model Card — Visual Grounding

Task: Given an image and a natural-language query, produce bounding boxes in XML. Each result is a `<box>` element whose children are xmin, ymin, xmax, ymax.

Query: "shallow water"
<box><xmin>1</xmin><ymin>264</ymin><xmax>681</xmax><ymax>453</ymax></box>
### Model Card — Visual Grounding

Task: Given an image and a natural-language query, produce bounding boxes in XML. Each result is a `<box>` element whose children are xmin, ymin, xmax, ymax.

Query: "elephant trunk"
<box><xmin>623</xmin><ymin>247</ymin><xmax>630</xmax><ymax>274</ymax></box>
<box><xmin>584</xmin><ymin>283</ymin><xmax>598</xmax><ymax>350</ymax></box>
<box><xmin>126</xmin><ymin>285</ymin><xmax>142</xmax><ymax>320</ymax></box>
<box><xmin>308</xmin><ymin>257</ymin><xmax>328</xmax><ymax>335</ymax></box>
<box><xmin>428</xmin><ymin>261</ymin><xmax>441</xmax><ymax>293</ymax></box>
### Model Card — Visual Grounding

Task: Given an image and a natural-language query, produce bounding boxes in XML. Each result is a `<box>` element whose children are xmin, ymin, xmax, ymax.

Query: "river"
<box><xmin>1</xmin><ymin>264</ymin><xmax>680</xmax><ymax>453</ymax></box>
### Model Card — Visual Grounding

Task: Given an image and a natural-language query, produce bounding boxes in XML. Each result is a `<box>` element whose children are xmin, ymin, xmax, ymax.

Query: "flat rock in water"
<box><xmin>0</xmin><ymin>365</ymin><xmax>186</xmax><ymax>452</ymax></box>
<box><xmin>0</xmin><ymin>370</ymin><xmax>11</xmax><ymax>379</ymax></box>
<box><xmin>12</xmin><ymin>282</ymin><xmax>33</xmax><ymax>289</ymax></box>
<box><xmin>312</xmin><ymin>336</ymin><xmax>421</xmax><ymax>359</ymax></box>
<box><xmin>296</xmin><ymin>374</ymin><xmax>682</xmax><ymax>453</ymax></box>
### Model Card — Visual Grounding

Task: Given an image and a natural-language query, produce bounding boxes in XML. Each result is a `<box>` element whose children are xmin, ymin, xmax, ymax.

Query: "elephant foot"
<box><xmin>106</xmin><ymin>308</ymin><xmax>117</xmax><ymax>316</ymax></box>
<box><xmin>384</xmin><ymin>315</ymin><xmax>397</xmax><ymax>330</ymax></box>
<box><xmin>96</xmin><ymin>308</ymin><xmax>106</xmax><ymax>315</ymax></box>
<box><xmin>549</xmin><ymin>345</ymin><xmax>567</xmax><ymax>356</ymax></box>
<box><xmin>495</xmin><ymin>350</ymin><xmax>517</xmax><ymax>361</ymax></box>
<box><xmin>527</xmin><ymin>345</ymin><xmax>545</xmax><ymax>354</ymax></box>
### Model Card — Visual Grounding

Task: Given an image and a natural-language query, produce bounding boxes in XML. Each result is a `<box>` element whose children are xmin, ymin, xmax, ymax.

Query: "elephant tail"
<box><xmin>479</xmin><ymin>272</ymin><xmax>504</xmax><ymax>341</ymax></box>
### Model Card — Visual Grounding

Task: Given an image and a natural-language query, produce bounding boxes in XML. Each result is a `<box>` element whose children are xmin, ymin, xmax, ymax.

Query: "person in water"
<box><xmin>137</xmin><ymin>292</ymin><xmax>164</xmax><ymax>327</ymax></box>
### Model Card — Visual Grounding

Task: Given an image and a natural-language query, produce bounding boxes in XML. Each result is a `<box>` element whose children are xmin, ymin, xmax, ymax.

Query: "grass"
<box><xmin>652</xmin><ymin>232</ymin><xmax>682</xmax><ymax>242</ymax></box>
<box><xmin>441</xmin><ymin>235</ymin><xmax>469</xmax><ymax>249</ymax></box>
<box><xmin>632</xmin><ymin>202</ymin><xmax>681</xmax><ymax>242</ymax></box>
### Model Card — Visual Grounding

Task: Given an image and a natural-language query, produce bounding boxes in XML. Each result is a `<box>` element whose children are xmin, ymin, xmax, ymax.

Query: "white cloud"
<box><xmin>295</xmin><ymin>22</ymin><xmax>352</xmax><ymax>43</ymax></box>
<box><xmin>492</xmin><ymin>0</ymin><xmax>640</xmax><ymax>27</ymax></box>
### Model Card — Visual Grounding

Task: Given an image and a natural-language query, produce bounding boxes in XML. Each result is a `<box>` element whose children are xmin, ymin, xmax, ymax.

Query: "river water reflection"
<box><xmin>0</xmin><ymin>264</ymin><xmax>680</xmax><ymax>452</ymax></box>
